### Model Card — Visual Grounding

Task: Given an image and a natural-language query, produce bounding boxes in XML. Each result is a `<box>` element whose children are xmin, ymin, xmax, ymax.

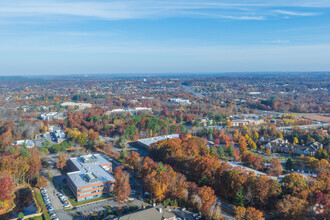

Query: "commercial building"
<box><xmin>231</xmin><ymin>119</ymin><xmax>264</xmax><ymax>127</ymax></box>
<box><xmin>169</xmin><ymin>98</ymin><xmax>191</xmax><ymax>105</ymax></box>
<box><xmin>194</xmin><ymin>118</ymin><xmax>213</xmax><ymax>126</ymax></box>
<box><xmin>112</xmin><ymin>205</ymin><xmax>176</xmax><ymax>220</ymax></box>
<box><xmin>60</xmin><ymin>102</ymin><xmax>92</xmax><ymax>110</ymax></box>
<box><xmin>106</xmin><ymin>107</ymin><xmax>152</xmax><ymax>115</ymax></box>
<box><xmin>67</xmin><ymin>154</ymin><xmax>115</xmax><ymax>202</ymax></box>
<box><xmin>136</xmin><ymin>134</ymin><xmax>179</xmax><ymax>148</ymax></box>
<box><xmin>39</xmin><ymin>112</ymin><xmax>63</xmax><ymax>121</ymax></box>
<box><xmin>13</xmin><ymin>140</ymin><xmax>35</xmax><ymax>149</ymax></box>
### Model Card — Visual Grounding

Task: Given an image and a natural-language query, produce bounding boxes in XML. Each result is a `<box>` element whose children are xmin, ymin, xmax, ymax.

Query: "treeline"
<box><xmin>125</xmin><ymin>151</ymin><xmax>236</xmax><ymax>220</ymax></box>
<box><xmin>0</xmin><ymin>148</ymin><xmax>44</xmax><ymax>208</ymax></box>
<box><xmin>148</xmin><ymin>137</ymin><xmax>329</xmax><ymax>219</ymax></box>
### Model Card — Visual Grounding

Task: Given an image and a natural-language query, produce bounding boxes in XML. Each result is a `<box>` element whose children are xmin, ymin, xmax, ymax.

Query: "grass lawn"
<box><xmin>69</xmin><ymin>195</ymin><xmax>114</xmax><ymax>207</ymax></box>
<box><xmin>35</xmin><ymin>190</ymin><xmax>51</xmax><ymax>220</ymax></box>
<box><xmin>27</xmin><ymin>215</ymin><xmax>43</xmax><ymax>220</ymax></box>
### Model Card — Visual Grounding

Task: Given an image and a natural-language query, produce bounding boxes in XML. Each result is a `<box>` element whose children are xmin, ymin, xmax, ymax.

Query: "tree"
<box><xmin>198</xmin><ymin>186</ymin><xmax>216</xmax><ymax>214</ymax></box>
<box><xmin>27</xmin><ymin>148</ymin><xmax>42</xmax><ymax>183</ymax></box>
<box><xmin>316</xmin><ymin>159</ymin><xmax>330</xmax><ymax>174</ymax></box>
<box><xmin>270</xmin><ymin>158</ymin><xmax>282</xmax><ymax>176</ymax></box>
<box><xmin>235</xmin><ymin>206</ymin><xmax>247</xmax><ymax>220</ymax></box>
<box><xmin>252</xmin><ymin>132</ymin><xmax>259</xmax><ymax>141</ymax></box>
<box><xmin>235</xmin><ymin>206</ymin><xmax>264</xmax><ymax>220</ymax></box>
<box><xmin>285</xmin><ymin>157</ymin><xmax>294</xmax><ymax>171</ymax></box>
<box><xmin>0</xmin><ymin>176</ymin><xmax>14</xmax><ymax>207</ymax></box>
<box><xmin>245</xmin><ymin>207</ymin><xmax>264</xmax><ymax>220</ymax></box>
<box><xmin>293</xmin><ymin>137</ymin><xmax>299</xmax><ymax>145</ymax></box>
<box><xmin>18</xmin><ymin>212</ymin><xmax>24</xmax><ymax>220</ymax></box>
<box><xmin>56</xmin><ymin>153</ymin><xmax>67</xmax><ymax>169</ymax></box>
<box><xmin>120</xmin><ymin>149</ymin><xmax>127</xmax><ymax>160</ymax></box>
<box><xmin>218</xmin><ymin>146</ymin><xmax>225</xmax><ymax>157</ymax></box>
<box><xmin>239</xmin><ymin>136</ymin><xmax>247</xmax><ymax>153</ymax></box>
<box><xmin>315</xmin><ymin>148</ymin><xmax>328</xmax><ymax>160</ymax></box>
<box><xmin>117</xmin><ymin>136</ymin><xmax>127</xmax><ymax>149</ymax></box>
<box><xmin>276</xmin><ymin>195</ymin><xmax>307</xmax><ymax>219</ymax></box>
<box><xmin>126</xmin><ymin>151</ymin><xmax>141</xmax><ymax>172</ymax></box>
<box><xmin>226</xmin><ymin>145</ymin><xmax>235</xmax><ymax>157</ymax></box>
<box><xmin>234</xmin><ymin>188</ymin><xmax>244</xmax><ymax>207</ymax></box>
<box><xmin>125</xmin><ymin>124</ymin><xmax>137</xmax><ymax>140</ymax></box>
<box><xmin>36</xmin><ymin>176</ymin><xmax>48</xmax><ymax>188</ymax></box>
<box><xmin>77</xmin><ymin>132</ymin><xmax>88</xmax><ymax>146</ymax></box>
<box><xmin>114</xmin><ymin>167</ymin><xmax>131</xmax><ymax>205</ymax></box>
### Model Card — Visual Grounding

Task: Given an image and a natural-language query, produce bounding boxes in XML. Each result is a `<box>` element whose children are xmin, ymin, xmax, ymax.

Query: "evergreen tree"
<box><xmin>285</xmin><ymin>157</ymin><xmax>294</xmax><ymax>171</ymax></box>
<box><xmin>234</xmin><ymin>188</ymin><xmax>244</xmax><ymax>207</ymax></box>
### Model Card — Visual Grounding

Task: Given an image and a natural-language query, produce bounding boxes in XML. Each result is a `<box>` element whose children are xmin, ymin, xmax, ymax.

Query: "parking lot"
<box><xmin>35</xmin><ymin>132</ymin><xmax>58</xmax><ymax>148</ymax></box>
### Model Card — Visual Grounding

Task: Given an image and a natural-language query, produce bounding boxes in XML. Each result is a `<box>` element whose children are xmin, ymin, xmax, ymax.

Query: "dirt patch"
<box><xmin>303</xmin><ymin>114</ymin><xmax>330</xmax><ymax>123</ymax></box>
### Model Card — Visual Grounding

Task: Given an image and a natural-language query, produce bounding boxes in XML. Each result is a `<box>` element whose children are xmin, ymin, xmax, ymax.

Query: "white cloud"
<box><xmin>262</xmin><ymin>40</ymin><xmax>290</xmax><ymax>44</ymax></box>
<box><xmin>0</xmin><ymin>0</ymin><xmax>327</xmax><ymax>21</ymax></box>
<box><xmin>273</xmin><ymin>10</ymin><xmax>320</xmax><ymax>16</ymax></box>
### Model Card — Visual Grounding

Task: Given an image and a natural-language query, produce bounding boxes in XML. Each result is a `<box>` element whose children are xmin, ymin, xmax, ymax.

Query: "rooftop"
<box><xmin>113</xmin><ymin>205</ymin><xmax>175</xmax><ymax>220</ymax></box>
<box><xmin>67</xmin><ymin>154</ymin><xmax>115</xmax><ymax>188</ymax></box>
<box><xmin>137</xmin><ymin>134</ymin><xmax>179</xmax><ymax>147</ymax></box>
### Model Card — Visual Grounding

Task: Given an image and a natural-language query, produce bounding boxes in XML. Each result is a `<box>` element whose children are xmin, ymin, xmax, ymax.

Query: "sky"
<box><xmin>1</xmin><ymin>0</ymin><xmax>330</xmax><ymax>75</ymax></box>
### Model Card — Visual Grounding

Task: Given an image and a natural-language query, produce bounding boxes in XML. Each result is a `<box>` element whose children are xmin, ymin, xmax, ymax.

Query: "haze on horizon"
<box><xmin>1</xmin><ymin>0</ymin><xmax>330</xmax><ymax>76</ymax></box>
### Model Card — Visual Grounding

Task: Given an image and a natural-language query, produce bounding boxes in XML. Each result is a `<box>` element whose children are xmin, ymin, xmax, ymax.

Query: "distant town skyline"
<box><xmin>1</xmin><ymin>0</ymin><xmax>330</xmax><ymax>75</ymax></box>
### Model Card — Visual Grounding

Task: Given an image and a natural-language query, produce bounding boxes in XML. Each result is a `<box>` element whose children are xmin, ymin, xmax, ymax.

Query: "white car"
<box><xmin>63</xmin><ymin>204</ymin><xmax>71</xmax><ymax>208</ymax></box>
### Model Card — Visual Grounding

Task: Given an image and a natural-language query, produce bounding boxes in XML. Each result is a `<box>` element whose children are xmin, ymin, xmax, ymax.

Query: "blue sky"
<box><xmin>1</xmin><ymin>0</ymin><xmax>330</xmax><ymax>75</ymax></box>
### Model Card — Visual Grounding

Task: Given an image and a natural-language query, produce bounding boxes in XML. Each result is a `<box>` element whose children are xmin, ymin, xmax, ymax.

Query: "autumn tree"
<box><xmin>114</xmin><ymin>167</ymin><xmax>131</xmax><ymax>205</ymax></box>
<box><xmin>276</xmin><ymin>195</ymin><xmax>307</xmax><ymax>219</ymax></box>
<box><xmin>126</xmin><ymin>151</ymin><xmax>142</xmax><ymax>172</ymax></box>
<box><xmin>36</xmin><ymin>176</ymin><xmax>48</xmax><ymax>188</ymax></box>
<box><xmin>316</xmin><ymin>159</ymin><xmax>330</xmax><ymax>174</ymax></box>
<box><xmin>245</xmin><ymin>207</ymin><xmax>264</xmax><ymax>220</ymax></box>
<box><xmin>27</xmin><ymin>148</ymin><xmax>42</xmax><ymax>183</ymax></box>
<box><xmin>270</xmin><ymin>158</ymin><xmax>283</xmax><ymax>176</ymax></box>
<box><xmin>0</xmin><ymin>175</ymin><xmax>15</xmax><ymax>207</ymax></box>
<box><xmin>239</xmin><ymin>136</ymin><xmax>248</xmax><ymax>153</ymax></box>
<box><xmin>197</xmin><ymin>186</ymin><xmax>216</xmax><ymax>214</ymax></box>
<box><xmin>56</xmin><ymin>153</ymin><xmax>67</xmax><ymax>170</ymax></box>
<box><xmin>293</xmin><ymin>137</ymin><xmax>299</xmax><ymax>145</ymax></box>
<box><xmin>235</xmin><ymin>206</ymin><xmax>264</xmax><ymax>220</ymax></box>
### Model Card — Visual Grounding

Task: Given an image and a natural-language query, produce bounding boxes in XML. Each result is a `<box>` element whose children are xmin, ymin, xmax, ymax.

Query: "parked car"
<box><xmin>63</xmin><ymin>204</ymin><xmax>71</xmax><ymax>208</ymax></box>
<box><xmin>48</xmin><ymin>211</ymin><xmax>55</xmax><ymax>215</ymax></box>
<box><xmin>50</xmin><ymin>213</ymin><xmax>56</xmax><ymax>218</ymax></box>
<box><xmin>48</xmin><ymin>207</ymin><xmax>54</xmax><ymax>211</ymax></box>
<box><xmin>52</xmin><ymin>218</ymin><xmax>59</xmax><ymax>220</ymax></box>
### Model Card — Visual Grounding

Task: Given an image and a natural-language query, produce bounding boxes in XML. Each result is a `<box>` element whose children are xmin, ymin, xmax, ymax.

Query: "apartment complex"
<box><xmin>67</xmin><ymin>154</ymin><xmax>115</xmax><ymax>202</ymax></box>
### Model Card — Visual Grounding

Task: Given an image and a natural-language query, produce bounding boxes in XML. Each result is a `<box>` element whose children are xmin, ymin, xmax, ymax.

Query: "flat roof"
<box><xmin>137</xmin><ymin>134</ymin><xmax>179</xmax><ymax>147</ymax></box>
<box><xmin>67</xmin><ymin>154</ymin><xmax>115</xmax><ymax>188</ymax></box>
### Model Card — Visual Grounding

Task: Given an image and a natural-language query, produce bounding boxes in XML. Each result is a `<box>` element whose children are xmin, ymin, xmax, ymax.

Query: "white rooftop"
<box><xmin>67</xmin><ymin>154</ymin><xmax>115</xmax><ymax>188</ymax></box>
<box><xmin>137</xmin><ymin>134</ymin><xmax>179</xmax><ymax>147</ymax></box>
